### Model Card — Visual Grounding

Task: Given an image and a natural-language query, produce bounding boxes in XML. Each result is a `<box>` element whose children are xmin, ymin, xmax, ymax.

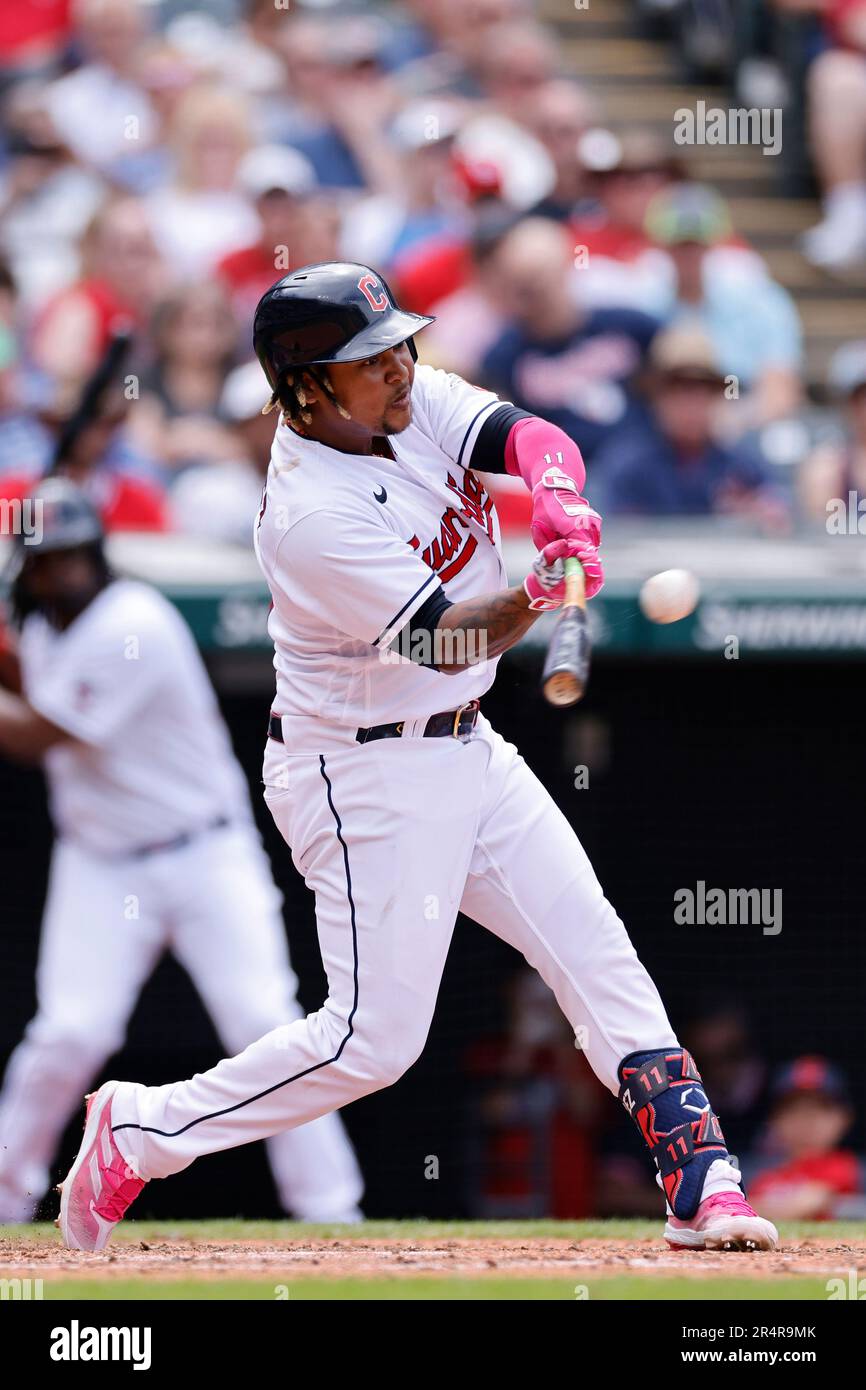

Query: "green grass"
<box><xmin>33</xmin><ymin>1276</ymin><xmax>835</xmax><ymax>1301</ymax></box>
<box><xmin>6</xmin><ymin>1217</ymin><xmax>866</xmax><ymax>1243</ymax></box>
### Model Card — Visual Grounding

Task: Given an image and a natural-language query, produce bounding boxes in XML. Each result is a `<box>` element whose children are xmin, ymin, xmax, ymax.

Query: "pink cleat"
<box><xmin>57</xmin><ymin>1082</ymin><xmax>145</xmax><ymax>1252</ymax></box>
<box><xmin>665</xmin><ymin>1189</ymin><xmax>779</xmax><ymax>1252</ymax></box>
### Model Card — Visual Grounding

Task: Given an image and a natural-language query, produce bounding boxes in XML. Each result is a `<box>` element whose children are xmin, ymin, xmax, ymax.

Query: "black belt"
<box><xmin>268</xmin><ymin>700</ymin><xmax>480</xmax><ymax>747</ymax></box>
<box><xmin>128</xmin><ymin>815</ymin><xmax>231</xmax><ymax>860</ymax></box>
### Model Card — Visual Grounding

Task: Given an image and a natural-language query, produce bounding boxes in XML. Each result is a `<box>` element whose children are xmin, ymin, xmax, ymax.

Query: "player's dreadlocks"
<box><xmin>262</xmin><ymin>368</ymin><xmax>351</xmax><ymax>430</ymax></box>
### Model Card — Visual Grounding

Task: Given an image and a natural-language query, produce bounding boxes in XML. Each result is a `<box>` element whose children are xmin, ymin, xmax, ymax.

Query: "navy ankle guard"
<box><xmin>618</xmin><ymin>1048</ymin><xmax>730</xmax><ymax>1220</ymax></box>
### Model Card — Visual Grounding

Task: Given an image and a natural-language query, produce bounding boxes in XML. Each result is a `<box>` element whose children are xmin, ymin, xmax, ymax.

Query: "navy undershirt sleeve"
<box><xmin>389</xmin><ymin>584</ymin><xmax>454</xmax><ymax>667</ymax></box>
<box><xmin>470</xmin><ymin>404</ymin><xmax>533</xmax><ymax>474</ymax></box>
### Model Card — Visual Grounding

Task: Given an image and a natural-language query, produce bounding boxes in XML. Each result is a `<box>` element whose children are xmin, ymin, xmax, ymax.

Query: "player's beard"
<box><xmin>33</xmin><ymin>593</ymin><xmax>91</xmax><ymax>629</ymax></box>
<box><xmin>29</xmin><ymin>579</ymin><xmax>105</xmax><ymax>630</ymax></box>
<box><xmin>380</xmin><ymin>402</ymin><xmax>413</xmax><ymax>435</ymax></box>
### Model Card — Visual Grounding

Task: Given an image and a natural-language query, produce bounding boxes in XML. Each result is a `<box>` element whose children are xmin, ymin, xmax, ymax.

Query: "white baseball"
<box><xmin>639</xmin><ymin>569</ymin><xmax>700</xmax><ymax>624</ymax></box>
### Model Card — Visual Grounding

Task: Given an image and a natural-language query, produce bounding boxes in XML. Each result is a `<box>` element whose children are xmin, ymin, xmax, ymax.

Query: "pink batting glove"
<box><xmin>530</xmin><ymin>463</ymin><xmax>603</xmax><ymax>552</ymax></box>
<box><xmin>523</xmin><ymin>537</ymin><xmax>605</xmax><ymax>611</ymax></box>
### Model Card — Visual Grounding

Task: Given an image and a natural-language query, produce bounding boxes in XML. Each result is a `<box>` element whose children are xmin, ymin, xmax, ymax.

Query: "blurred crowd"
<box><xmin>1</xmin><ymin>0</ymin><xmax>864</xmax><ymax>544</ymax></box>
<box><xmin>464</xmin><ymin>976</ymin><xmax>866</xmax><ymax>1220</ymax></box>
<box><xmin>642</xmin><ymin>0</ymin><xmax>866</xmax><ymax>256</ymax></box>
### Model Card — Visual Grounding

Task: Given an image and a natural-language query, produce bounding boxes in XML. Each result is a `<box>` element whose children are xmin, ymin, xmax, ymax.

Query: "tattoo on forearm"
<box><xmin>437</xmin><ymin>586</ymin><xmax>539</xmax><ymax>667</ymax></box>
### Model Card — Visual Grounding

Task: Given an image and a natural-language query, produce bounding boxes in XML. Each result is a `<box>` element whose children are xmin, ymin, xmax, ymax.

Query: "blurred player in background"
<box><xmin>0</xmin><ymin>478</ymin><xmax>363</xmax><ymax>1224</ymax></box>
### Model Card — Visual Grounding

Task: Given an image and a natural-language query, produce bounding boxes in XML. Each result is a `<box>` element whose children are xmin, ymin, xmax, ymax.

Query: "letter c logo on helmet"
<box><xmin>357</xmin><ymin>274</ymin><xmax>388</xmax><ymax>313</ymax></box>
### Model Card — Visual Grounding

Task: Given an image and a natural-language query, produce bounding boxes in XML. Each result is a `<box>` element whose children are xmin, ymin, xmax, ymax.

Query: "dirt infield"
<box><xmin>4</xmin><ymin>1232</ymin><xmax>866</xmax><ymax>1283</ymax></box>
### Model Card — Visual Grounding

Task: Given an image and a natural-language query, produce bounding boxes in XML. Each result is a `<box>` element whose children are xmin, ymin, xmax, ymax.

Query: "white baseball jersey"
<box><xmin>255</xmin><ymin>365</ymin><xmax>510</xmax><ymax>727</ymax></box>
<box><xmin>19</xmin><ymin>580</ymin><xmax>252</xmax><ymax>856</ymax></box>
<box><xmin>106</xmin><ymin>372</ymin><xmax>682</xmax><ymax>1209</ymax></box>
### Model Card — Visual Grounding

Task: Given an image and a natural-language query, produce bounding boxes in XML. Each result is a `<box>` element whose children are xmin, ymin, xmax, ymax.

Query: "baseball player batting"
<box><xmin>0</xmin><ymin>479</ymin><xmax>362</xmax><ymax>1225</ymax></box>
<box><xmin>55</xmin><ymin>263</ymin><xmax>777</xmax><ymax>1254</ymax></box>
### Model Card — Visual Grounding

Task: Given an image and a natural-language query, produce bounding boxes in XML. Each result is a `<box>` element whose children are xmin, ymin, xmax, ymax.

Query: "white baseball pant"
<box><xmin>0</xmin><ymin>822</ymin><xmax>362</xmax><ymax>1222</ymax></box>
<box><xmin>108</xmin><ymin>716</ymin><xmax>678</xmax><ymax>1183</ymax></box>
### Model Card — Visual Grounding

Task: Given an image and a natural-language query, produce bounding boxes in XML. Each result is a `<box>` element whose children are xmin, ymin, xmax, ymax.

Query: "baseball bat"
<box><xmin>49</xmin><ymin>324</ymin><xmax>134</xmax><ymax>473</ymax></box>
<box><xmin>541</xmin><ymin>556</ymin><xmax>591</xmax><ymax>706</ymax></box>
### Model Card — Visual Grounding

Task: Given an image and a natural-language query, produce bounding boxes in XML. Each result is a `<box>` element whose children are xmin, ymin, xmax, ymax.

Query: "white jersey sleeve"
<box><xmin>410</xmin><ymin>365</ymin><xmax>508</xmax><ymax>469</ymax></box>
<box><xmin>274</xmin><ymin>507</ymin><xmax>440</xmax><ymax>650</ymax></box>
<box><xmin>23</xmin><ymin>594</ymin><xmax>167</xmax><ymax>747</ymax></box>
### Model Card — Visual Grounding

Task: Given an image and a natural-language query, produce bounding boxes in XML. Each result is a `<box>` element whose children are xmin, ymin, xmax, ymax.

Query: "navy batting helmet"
<box><xmin>253</xmin><ymin>262</ymin><xmax>434</xmax><ymax>393</ymax></box>
<box><xmin>17</xmin><ymin>477</ymin><xmax>104</xmax><ymax>555</ymax></box>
